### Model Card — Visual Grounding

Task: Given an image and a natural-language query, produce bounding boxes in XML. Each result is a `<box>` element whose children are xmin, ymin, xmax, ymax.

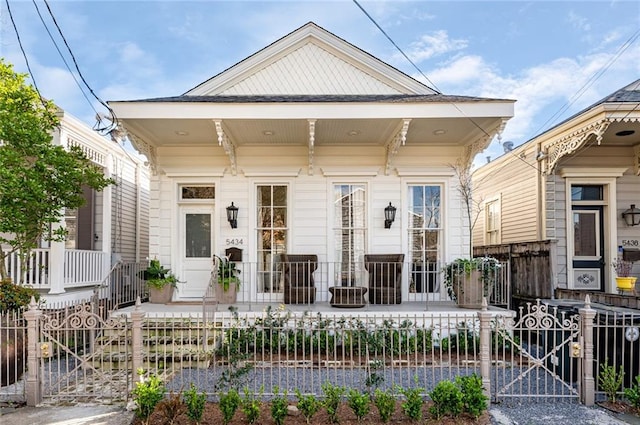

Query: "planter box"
<box><xmin>215</xmin><ymin>283</ymin><xmax>237</xmax><ymax>304</ymax></box>
<box><xmin>453</xmin><ymin>270</ymin><xmax>484</xmax><ymax>309</ymax></box>
<box><xmin>148</xmin><ymin>285</ymin><xmax>173</xmax><ymax>304</ymax></box>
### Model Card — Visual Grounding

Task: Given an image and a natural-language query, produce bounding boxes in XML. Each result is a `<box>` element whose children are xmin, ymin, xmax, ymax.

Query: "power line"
<box><xmin>30</xmin><ymin>0</ymin><xmax>100</xmax><ymax>119</ymax></box>
<box><xmin>352</xmin><ymin>0</ymin><xmax>494</xmax><ymax>142</ymax></box>
<box><xmin>4</xmin><ymin>0</ymin><xmax>46</xmax><ymax>107</ymax></box>
<box><xmin>41</xmin><ymin>0</ymin><xmax>119</xmax><ymax>134</ymax></box>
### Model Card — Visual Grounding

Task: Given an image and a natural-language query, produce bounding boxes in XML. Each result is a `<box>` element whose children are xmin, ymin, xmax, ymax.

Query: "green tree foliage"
<box><xmin>0</xmin><ymin>59</ymin><xmax>113</xmax><ymax>281</ymax></box>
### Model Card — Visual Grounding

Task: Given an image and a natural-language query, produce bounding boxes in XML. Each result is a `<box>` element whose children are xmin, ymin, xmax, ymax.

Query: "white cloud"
<box><xmin>568</xmin><ymin>11</ymin><xmax>591</xmax><ymax>32</ymax></box>
<box><xmin>402</xmin><ymin>30</ymin><xmax>468</xmax><ymax>63</ymax></box>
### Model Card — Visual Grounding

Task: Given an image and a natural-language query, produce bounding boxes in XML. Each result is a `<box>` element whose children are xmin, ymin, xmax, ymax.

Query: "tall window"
<box><xmin>334</xmin><ymin>184</ymin><xmax>366</xmax><ymax>285</ymax></box>
<box><xmin>408</xmin><ymin>185</ymin><xmax>441</xmax><ymax>292</ymax></box>
<box><xmin>257</xmin><ymin>185</ymin><xmax>287</xmax><ymax>293</ymax></box>
<box><xmin>486</xmin><ymin>199</ymin><xmax>500</xmax><ymax>245</ymax></box>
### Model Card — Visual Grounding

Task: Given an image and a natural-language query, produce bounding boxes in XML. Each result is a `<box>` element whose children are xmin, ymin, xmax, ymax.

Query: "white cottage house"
<box><xmin>3</xmin><ymin>108</ymin><xmax>150</xmax><ymax>304</ymax></box>
<box><xmin>110</xmin><ymin>22</ymin><xmax>514</xmax><ymax>305</ymax></box>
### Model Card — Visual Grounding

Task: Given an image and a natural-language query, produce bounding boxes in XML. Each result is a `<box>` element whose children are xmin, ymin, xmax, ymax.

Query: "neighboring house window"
<box><xmin>64</xmin><ymin>185</ymin><xmax>94</xmax><ymax>250</ymax></box>
<box><xmin>407</xmin><ymin>185</ymin><xmax>441</xmax><ymax>292</ymax></box>
<box><xmin>257</xmin><ymin>185</ymin><xmax>287</xmax><ymax>293</ymax></box>
<box><xmin>486</xmin><ymin>199</ymin><xmax>501</xmax><ymax>245</ymax></box>
<box><xmin>334</xmin><ymin>184</ymin><xmax>366</xmax><ymax>286</ymax></box>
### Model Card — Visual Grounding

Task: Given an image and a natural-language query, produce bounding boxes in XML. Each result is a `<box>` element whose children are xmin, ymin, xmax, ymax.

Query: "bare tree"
<box><xmin>452</xmin><ymin>160</ymin><xmax>484</xmax><ymax>258</ymax></box>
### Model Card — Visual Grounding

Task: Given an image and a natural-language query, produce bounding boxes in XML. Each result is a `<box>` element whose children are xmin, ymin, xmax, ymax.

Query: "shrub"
<box><xmin>132</xmin><ymin>370</ymin><xmax>166</xmax><ymax>424</ymax></box>
<box><xmin>0</xmin><ymin>279</ymin><xmax>40</xmax><ymax>312</ymax></box>
<box><xmin>322</xmin><ymin>381</ymin><xmax>345</xmax><ymax>424</ymax></box>
<box><xmin>346</xmin><ymin>388</ymin><xmax>370</xmax><ymax>423</ymax></box>
<box><xmin>241</xmin><ymin>386</ymin><xmax>262</xmax><ymax>424</ymax></box>
<box><xmin>456</xmin><ymin>374</ymin><xmax>488</xmax><ymax>418</ymax></box>
<box><xmin>218</xmin><ymin>388</ymin><xmax>241</xmax><ymax>425</ymax></box>
<box><xmin>599</xmin><ymin>360</ymin><xmax>624</xmax><ymax>403</ymax></box>
<box><xmin>398</xmin><ymin>382</ymin><xmax>424</xmax><ymax>422</ymax></box>
<box><xmin>373</xmin><ymin>388</ymin><xmax>396</xmax><ymax>423</ymax></box>
<box><xmin>295</xmin><ymin>389</ymin><xmax>321</xmax><ymax>424</ymax></box>
<box><xmin>270</xmin><ymin>386</ymin><xmax>288</xmax><ymax>425</ymax></box>
<box><xmin>183</xmin><ymin>383</ymin><xmax>207</xmax><ymax>424</ymax></box>
<box><xmin>624</xmin><ymin>375</ymin><xmax>640</xmax><ymax>409</ymax></box>
<box><xmin>428</xmin><ymin>380</ymin><xmax>463</xmax><ymax>419</ymax></box>
<box><xmin>157</xmin><ymin>390</ymin><xmax>185</xmax><ymax>424</ymax></box>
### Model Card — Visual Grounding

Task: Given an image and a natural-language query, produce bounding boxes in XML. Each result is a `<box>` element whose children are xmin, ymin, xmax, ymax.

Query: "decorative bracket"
<box><xmin>385</xmin><ymin>119</ymin><xmax>411</xmax><ymax>175</ymax></box>
<box><xmin>308</xmin><ymin>119</ymin><xmax>316</xmax><ymax>176</ymax></box>
<box><xmin>545</xmin><ymin>119</ymin><xmax>611</xmax><ymax>175</ymax></box>
<box><xmin>462</xmin><ymin>118</ymin><xmax>509</xmax><ymax>169</ymax></box>
<box><xmin>125</xmin><ymin>131</ymin><xmax>158</xmax><ymax>175</ymax></box>
<box><xmin>213</xmin><ymin>120</ymin><xmax>237</xmax><ymax>176</ymax></box>
<box><xmin>634</xmin><ymin>144</ymin><xmax>640</xmax><ymax>176</ymax></box>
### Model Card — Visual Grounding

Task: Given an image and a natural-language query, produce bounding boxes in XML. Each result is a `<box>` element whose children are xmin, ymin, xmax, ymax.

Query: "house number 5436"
<box><xmin>225</xmin><ymin>238</ymin><xmax>245</xmax><ymax>246</ymax></box>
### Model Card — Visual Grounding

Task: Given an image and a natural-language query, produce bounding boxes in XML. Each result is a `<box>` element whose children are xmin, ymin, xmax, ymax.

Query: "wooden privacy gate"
<box><xmin>490</xmin><ymin>300</ymin><xmax>585</xmax><ymax>403</ymax></box>
<box><xmin>38</xmin><ymin>304</ymin><xmax>131</xmax><ymax>403</ymax></box>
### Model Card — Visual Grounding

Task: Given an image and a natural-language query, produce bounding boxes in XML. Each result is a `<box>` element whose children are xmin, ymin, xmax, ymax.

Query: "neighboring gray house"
<box><xmin>473</xmin><ymin>79</ymin><xmax>640</xmax><ymax>295</ymax></box>
<box><xmin>3</xmin><ymin>108</ymin><xmax>150</xmax><ymax>303</ymax></box>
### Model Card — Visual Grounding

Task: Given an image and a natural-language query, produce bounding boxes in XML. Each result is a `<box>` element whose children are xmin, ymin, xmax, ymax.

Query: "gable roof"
<box><xmin>185</xmin><ymin>22</ymin><xmax>438</xmax><ymax>97</ymax></box>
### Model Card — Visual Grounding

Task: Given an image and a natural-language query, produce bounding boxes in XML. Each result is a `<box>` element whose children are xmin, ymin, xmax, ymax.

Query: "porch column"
<box><xmin>48</xmin><ymin>220</ymin><xmax>65</xmax><ymax>294</ymax></box>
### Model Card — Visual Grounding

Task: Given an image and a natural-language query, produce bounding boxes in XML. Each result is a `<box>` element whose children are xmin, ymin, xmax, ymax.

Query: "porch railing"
<box><xmin>207</xmin><ymin>259</ymin><xmax>510</xmax><ymax>308</ymax></box>
<box><xmin>2</xmin><ymin>249</ymin><xmax>108</xmax><ymax>289</ymax></box>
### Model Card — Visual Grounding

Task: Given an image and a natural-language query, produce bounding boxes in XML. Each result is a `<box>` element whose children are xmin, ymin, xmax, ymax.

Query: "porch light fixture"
<box><xmin>226</xmin><ymin>202</ymin><xmax>239</xmax><ymax>229</ymax></box>
<box><xmin>622</xmin><ymin>204</ymin><xmax>640</xmax><ymax>227</ymax></box>
<box><xmin>384</xmin><ymin>202</ymin><xmax>397</xmax><ymax>229</ymax></box>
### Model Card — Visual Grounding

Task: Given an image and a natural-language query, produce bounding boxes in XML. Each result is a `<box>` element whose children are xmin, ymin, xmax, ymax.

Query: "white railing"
<box><xmin>3</xmin><ymin>249</ymin><xmax>50</xmax><ymax>288</ymax></box>
<box><xmin>64</xmin><ymin>250</ymin><xmax>107</xmax><ymax>287</ymax></box>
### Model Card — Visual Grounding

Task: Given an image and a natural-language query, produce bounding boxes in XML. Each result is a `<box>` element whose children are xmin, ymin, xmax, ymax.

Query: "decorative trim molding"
<box><xmin>395</xmin><ymin>168</ymin><xmax>455</xmax><ymax>177</ymax></box>
<box><xmin>241</xmin><ymin>168</ymin><xmax>302</xmax><ymax>177</ymax></box>
<box><xmin>126</xmin><ymin>131</ymin><xmax>158</xmax><ymax>174</ymax></box>
<box><xmin>66</xmin><ymin>137</ymin><xmax>106</xmax><ymax>166</ymax></box>
<box><xmin>308</xmin><ymin>119</ymin><xmax>316</xmax><ymax>175</ymax></box>
<box><xmin>385</xmin><ymin>119</ymin><xmax>411</xmax><ymax>175</ymax></box>
<box><xmin>213</xmin><ymin>119</ymin><xmax>237</xmax><ymax>176</ymax></box>
<box><xmin>321</xmin><ymin>167</ymin><xmax>380</xmax><ymax>177</ymax></box>
<box><xmin>164</xmin><ymin>171</ymin><xmax>225</xmax><ymax>177</ymax></box>
<box><xmin>558</xmin><ymin>167</ymin><xmax>628</xmax><ymax>178</ymax></box>
<box><xmin>545</xmin><ymin>119</ymin><xmax>611</xmax><ymax>175</ymax></box>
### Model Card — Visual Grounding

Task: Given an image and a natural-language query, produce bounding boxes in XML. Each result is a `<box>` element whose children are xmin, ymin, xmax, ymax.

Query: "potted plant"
<box><xmin>612</xmin><ymin>258</ymin><xmax>636</xmax><ymax>291</ymax></box>
<box><xmin>143</xmin><ymin>259</ymin><xmax>179</xmax><ymax>303</ymax></box>
<box><xmin>214</xmin><ymin>255</ymin><xmax>241</xmax><ymax>303</ymax></box>
<box><xmin>443</xmin><ymin>257</ymin><xmax>501</xmax><ymax>308</ymax></box>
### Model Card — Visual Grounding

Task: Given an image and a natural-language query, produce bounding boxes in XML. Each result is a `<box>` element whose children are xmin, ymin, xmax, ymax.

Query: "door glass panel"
<box><xmin>257</xmin><ymin>185</ymin><xmax>287</xmax><ymax>293</ymax></box>
<box><xmin>185</xmin><ymin>213</ymin><xmax>211</xmax><ymax>258</ymax></box>
<box><xmin>334</xmin><ymin>184</ymin><xmax>366</xmax><ymax>285</ymax></box>
<box><xmin>573</xmin><ymin>212</ymin><xmax>597</xmax><ymax>257</ymax></box>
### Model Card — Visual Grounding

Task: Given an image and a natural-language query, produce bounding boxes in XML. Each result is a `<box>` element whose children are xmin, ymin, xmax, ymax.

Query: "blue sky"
<box><xmin>1</xmin><ymin>1</ymin><xmax>639</xmax><ymax>163</ymax></box>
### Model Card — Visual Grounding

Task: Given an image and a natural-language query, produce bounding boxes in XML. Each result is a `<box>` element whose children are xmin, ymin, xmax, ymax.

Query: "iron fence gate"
<box><xmin>39</xmin><ymin>304</ymin><xmax>131</xmax><ymax>403</ymax></box>
<box><xmin>491</xmin><ymin>299</ymin><xmax>582</xmax><ymax>403</ymax></box>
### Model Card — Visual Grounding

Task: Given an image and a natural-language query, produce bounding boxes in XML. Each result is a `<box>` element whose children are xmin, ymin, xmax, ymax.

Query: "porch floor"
<box><xmin>113</xmin><ymin>300</ymin><xmax>513</xmax><ymax>319</ymax></box>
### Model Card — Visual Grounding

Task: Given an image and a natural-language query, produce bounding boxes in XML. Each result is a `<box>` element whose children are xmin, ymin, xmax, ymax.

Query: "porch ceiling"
<box><xmin>120</xmin><ymin>115</ymin><xmax>504</xmax><ymax>148</ymax></box>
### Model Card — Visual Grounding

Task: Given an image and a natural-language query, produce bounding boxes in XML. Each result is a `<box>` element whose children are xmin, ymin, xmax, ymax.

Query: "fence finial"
<box><xmin>135</xmin><ymin>296</ymin><xmax>141</xmax><ymax>310</ymax></box>
<box><xmin>584</xmin><ymin>294</ymin><xmax>591</xmax><ymax>308</ymax></box>
<box><xmin>481</xmin><ymin>296</ymin><xmax>488</xmax><ymax>311</ymax></box>
<box><xmin>28</xmin><ymin>296</ymin><xmax>38</xmax><ymax>310</ymax></box>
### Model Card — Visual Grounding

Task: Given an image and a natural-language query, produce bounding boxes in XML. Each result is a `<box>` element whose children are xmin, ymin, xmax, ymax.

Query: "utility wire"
<box><xmin>42</xmin><ymin>0</ymin><xmax>119</xmax><ymax>134</ymax></box>
<box><xmin>5</xmin><ymin>0</ymin><xmax>47</xmax><ymax>107</ymax></box>
<box><xmin>31</xmin><ymin>0</ymin><xmax>100</xmax><ymax>120</ymax></box>
<box><xmin>352</xmin><ymin>0</ymin><xmax>493</xmax><ymax>141</ymax></box>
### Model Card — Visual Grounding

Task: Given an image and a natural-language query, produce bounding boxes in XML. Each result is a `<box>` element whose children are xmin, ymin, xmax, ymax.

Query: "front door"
<box><xmin>179</xmin><ymin>206</ymin><xmax>213</xmax><ymax>298</ymax></box>
<box><xmin>571</xmin><ymin>205</ymin><xmax>604</xmax><ymax>291</ymax></box>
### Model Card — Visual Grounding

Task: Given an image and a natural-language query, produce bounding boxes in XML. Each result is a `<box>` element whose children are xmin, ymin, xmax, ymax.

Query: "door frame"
<box><xmin>561</xmin><ymin>171</ymin><xmax>622</xmax><ymax>292</ymax></box>
<box><xmin>178</xmin><ymin>204</ymin><xmax>215</xmax><ymax>298</ymax></box>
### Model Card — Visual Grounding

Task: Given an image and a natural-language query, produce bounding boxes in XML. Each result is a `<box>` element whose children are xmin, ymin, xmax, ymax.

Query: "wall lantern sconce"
<box><xmin>622</xmin><ymin>204</ymin><xmax>640</xmax><ymax>226</ymax></box>
<box><xmin>226</xmin><ymin>202</ymin><xmax>239</xmax><ymax>229</ymax></box>
<box><xmin>384</xmin><ymin>202</ymin><xmax>397</xmax><ymax>229</ymax></box>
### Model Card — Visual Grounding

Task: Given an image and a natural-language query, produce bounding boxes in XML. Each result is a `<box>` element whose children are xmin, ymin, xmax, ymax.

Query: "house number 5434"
<box><xmin>225</xmin><ymin>238</ymin><xmax>245</xmax><ymax>246</ymax></box>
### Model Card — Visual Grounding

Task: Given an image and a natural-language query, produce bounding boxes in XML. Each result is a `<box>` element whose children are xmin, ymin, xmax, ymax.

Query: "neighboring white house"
<box><xmin>472</xmin><ymin>79</ymin><xmax>640</xmax><ymax>295</ymax></box>
<box><xmin>4</xmin><ymin>108</ymin><xmax>150</xmax><ymax>303</ymax></box>
<box><xmin>110</xmin><ymin>22</ymin><xmax>514</xmax><ymax>303</ymax></box>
